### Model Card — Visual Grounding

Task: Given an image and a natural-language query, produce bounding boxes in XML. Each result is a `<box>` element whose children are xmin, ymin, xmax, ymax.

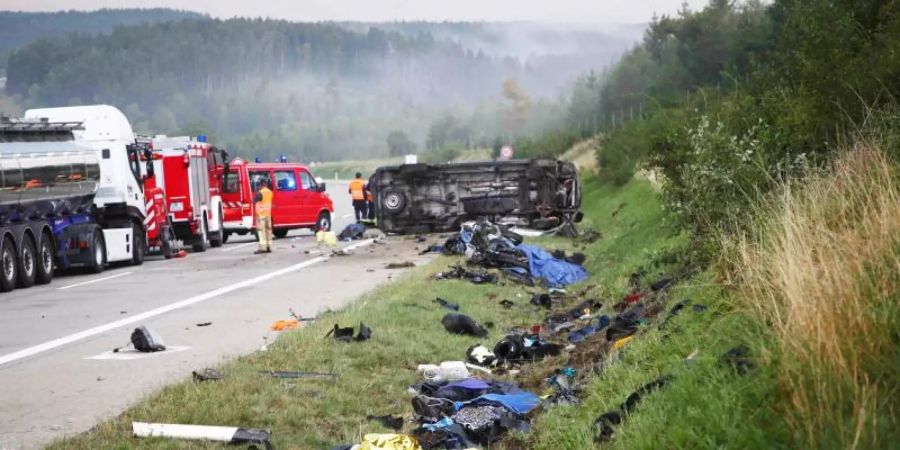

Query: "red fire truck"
<box><xmin>149</xmin><ymin>136</ymin><xmax>225</xmax><ymax>251</ymax></box>
<box><xmin>220</xmin><ymin>158</ymin><xmax>333</xmax><ymax>240</ymax></box>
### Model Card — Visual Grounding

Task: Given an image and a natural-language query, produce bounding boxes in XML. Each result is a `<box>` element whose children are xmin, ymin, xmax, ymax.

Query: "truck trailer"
<box><xmin>0</xmin><ymin>105</ymin><xmax>174</xmax><ymax>292</ymax></box>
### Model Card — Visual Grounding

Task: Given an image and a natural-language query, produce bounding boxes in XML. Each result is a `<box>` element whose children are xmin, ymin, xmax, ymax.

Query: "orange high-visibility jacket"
<box><xmin>349</xmin><ymin>179</ymin><xmax>365</xmax><ymax>200</ymax></box>
<box><xmin>255</xmin><ymin>187</ymin><xmax>273</xmax><ymax>218</ymax></box>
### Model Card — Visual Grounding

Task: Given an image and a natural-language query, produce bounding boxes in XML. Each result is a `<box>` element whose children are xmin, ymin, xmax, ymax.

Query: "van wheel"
<box><xmin>89</xmin><ymin>229</ymin><xmax>106</xmax><ymax>274</ymax></box>
<box><xmin>315</xmin><ymin>211</ymin><xmax>332</xmax><ymax>232</ymax></box>
<box><xmin>36</xmin><ymin>232</ymin><xmax>54</xmax><ymax>285</ymax></box>
<box><xmin>131</xmin><ymin>223</ymin><xmax>145</xmax><ymax>266</ymax></box>
<box><xmin>381</xmin><ymin>189</ymin><xmax>407</xmax><ymax>215</ymax></box>
<box><xmin>193</xmin><ymin>218</ymin><xmax>209</xmax><ymax>252</ymax></box>
<box><xmin>17</xmin><ymin>235</ymin><xmax>37</xmax><ymax>288</ymax></box>
<box><xmin>273</xmin><ymin>229</ymin><xmax>289</xmax><ymax>239</ymax></box>
<box><xmin>0</xmin><ymin>237</ymin><xmax>16</xmax><ymax>292</ymax></box>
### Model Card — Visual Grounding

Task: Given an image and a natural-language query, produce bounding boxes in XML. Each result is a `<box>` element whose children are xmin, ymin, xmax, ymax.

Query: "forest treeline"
<box><xmin>530</xmin><ymin>0</ymin><xmax>900</xmax><ymax>243</ymax></box>
<box><xmin>0</xmin><ymin>9</ymin><xmax>204</xmax><ymax>71</ymax></box>
<box><xmin>2</xmin><ymin>13</ymin><xmax>631</xmax><ymax>162</ymax></box>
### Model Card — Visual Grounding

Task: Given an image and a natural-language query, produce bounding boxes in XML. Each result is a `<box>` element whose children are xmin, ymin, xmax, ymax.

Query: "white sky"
<box><xmin>0</xmin><ymin>0</ymin><xmax>709</xmax><ymax>23</ymax></box>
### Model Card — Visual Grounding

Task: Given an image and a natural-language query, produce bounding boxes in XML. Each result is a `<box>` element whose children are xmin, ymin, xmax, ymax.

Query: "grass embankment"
<box><xmin>50</xmin><ymin>148</ymin><xmax>898</xmax><ymax>449</ymax></box>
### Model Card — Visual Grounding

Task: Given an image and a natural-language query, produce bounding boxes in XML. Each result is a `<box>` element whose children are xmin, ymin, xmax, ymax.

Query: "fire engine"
<box><xmin>148</xmin><ymin>136</ymin><xmax>225</xmax><ymax>251</ymax></box>
<box><xmin>220</xmin><ymin>158</ymin><xmax>333</xmax><ymax>240</ymax></box>
<box><xmin>0</xmin><ymin>105</ymin><xmax>176</xmax><ymax>292</ymax></box>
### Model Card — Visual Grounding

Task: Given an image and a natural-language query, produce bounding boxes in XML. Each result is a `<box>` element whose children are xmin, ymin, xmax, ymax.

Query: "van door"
<box><xmin>273</xmin><ymin>169</ymin><xmax>301</xmax><ymax>226</ymax></box>
<box><xmin>297</xmin><ymin>169</ymin><xmax>318</xmax><ymax>224</ymax></box>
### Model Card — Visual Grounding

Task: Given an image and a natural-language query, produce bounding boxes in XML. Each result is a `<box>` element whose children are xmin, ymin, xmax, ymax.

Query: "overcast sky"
<box><xmin>1</xmin><ymin>0</ymin><xmax>709</xmax><ymax>23</ymax></box>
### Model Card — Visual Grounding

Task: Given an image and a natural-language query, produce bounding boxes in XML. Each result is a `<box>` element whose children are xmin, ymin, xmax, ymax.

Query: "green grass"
<box><xmin>49</xmin><ymin>178</ymin><xmax>791</xmax><ymax>449</ymax></box>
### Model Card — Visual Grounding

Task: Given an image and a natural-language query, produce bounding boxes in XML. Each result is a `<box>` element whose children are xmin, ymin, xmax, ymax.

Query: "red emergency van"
<box><xmin>221</xmin><ymin>158</ymin><xmax>333</xmax><ymax>240</ymax></box>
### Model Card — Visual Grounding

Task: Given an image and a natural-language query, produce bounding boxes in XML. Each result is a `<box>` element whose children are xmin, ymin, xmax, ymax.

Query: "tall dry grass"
<box><xmin>730</xmin><ymin>144</ymin><xmax>899</xmax><ymax>449</ymax></box>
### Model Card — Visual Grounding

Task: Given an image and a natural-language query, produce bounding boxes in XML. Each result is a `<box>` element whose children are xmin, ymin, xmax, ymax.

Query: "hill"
<box><xmin>0</xmin><ymin>9</ymin><xmax>205</xmax><ymax>71</ymax></box>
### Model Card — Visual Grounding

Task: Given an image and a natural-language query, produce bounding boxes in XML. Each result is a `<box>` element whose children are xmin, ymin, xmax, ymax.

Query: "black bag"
<box><xmin>131</xmin><ymin>326</ymin><xmax>166</xmax><ymax>352</ymax></box>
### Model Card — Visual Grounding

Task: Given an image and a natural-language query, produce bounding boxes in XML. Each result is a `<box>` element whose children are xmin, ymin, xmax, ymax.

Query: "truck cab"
<box><xmin>221</xmin><ymin>159</ymin><xmax>333</xmax><ymax>239</ymax></box>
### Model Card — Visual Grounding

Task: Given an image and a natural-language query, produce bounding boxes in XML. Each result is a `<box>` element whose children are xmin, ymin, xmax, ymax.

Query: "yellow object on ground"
<box><xmin>271</xmin><ymin>319</ymin><xmax>299</xmax><ymax>331</ymax></box>
<box><xmin>359</xmin><ymin>433</ymin><xmax>422</xmax><ymax>450</ymax></box>
<box><xmin>316</xmin><ymin>230</ymin><xmax>337</xmax><ymax>246</ymax></box>
<box><xmin>612</xmin><ymin>335</ymin><xmax>634</xmax><ymax>350</ymax></box>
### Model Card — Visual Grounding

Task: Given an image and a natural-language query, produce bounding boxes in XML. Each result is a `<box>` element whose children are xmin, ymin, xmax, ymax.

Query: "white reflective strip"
<box><xmin>145</xmin><ymin>200</ymin><xmax>154</xmax><ymax>209</ymax></box>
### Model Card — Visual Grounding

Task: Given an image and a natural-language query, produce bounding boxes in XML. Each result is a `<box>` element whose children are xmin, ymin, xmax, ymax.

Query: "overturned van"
<box><xmin>370</xmin><ymin>159</ymin><xmax>581</xmax><ymax>234</ymax></box>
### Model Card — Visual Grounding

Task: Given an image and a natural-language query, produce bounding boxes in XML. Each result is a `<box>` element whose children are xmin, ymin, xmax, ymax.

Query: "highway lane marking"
<box><xmin>0</xmin><ymin>239</ymin><xmax>374</xmax><ymax>368</ymax></box>
<box><xmin>56</xmin><ymin>271</ymin><xmax>133</xmax><ymax>290</ymax></box>
<box><xmin>342</xmin><ymin>213</ymin><xmax>352</xmax><ymax>218</ymax></box>
<box><xmin>221</xmin><ymin>242</ymin><xmax>256</xmax><ymax>252</ymax></box>
<box><xmin>85</xmin><ymin>346</ymin><xmax>190</xmax><ymax>360</ymax></box>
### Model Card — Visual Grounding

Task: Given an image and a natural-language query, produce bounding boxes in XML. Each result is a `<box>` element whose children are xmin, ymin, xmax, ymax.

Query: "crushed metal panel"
<box><xmin>370</xmin><ymin>158</ymin><xmax>581</xmax><ymax>234</ymax></box>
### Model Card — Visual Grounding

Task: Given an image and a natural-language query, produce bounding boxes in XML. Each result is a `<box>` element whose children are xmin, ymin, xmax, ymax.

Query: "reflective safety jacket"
<box><xmin>255</xmin><ymin>187</ymin><xmax>273</xmax><ymax>218</ymax></box>
<box><xmin>349</xmin><ymin>179</ymin><xmax>365</xmax><ymax>200</ymax></box>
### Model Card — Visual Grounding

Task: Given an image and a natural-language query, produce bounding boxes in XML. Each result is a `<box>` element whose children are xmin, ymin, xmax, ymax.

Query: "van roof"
<box><xmin>245</xmin><ymin>162</ymin><xmax>311</xmax><ymax>171</ymax></box>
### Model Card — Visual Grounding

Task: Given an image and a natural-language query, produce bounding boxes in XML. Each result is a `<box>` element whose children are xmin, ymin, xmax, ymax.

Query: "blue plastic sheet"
<box><xmin>517</xmin><ymin>244</ymin><xmax>589</xmax><ymax>287</ymax></box>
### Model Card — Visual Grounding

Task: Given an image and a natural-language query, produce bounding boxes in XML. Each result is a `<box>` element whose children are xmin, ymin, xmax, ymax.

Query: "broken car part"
<box><xmin>132</xmin><ymin>422</ymin><xmax>272</xmax><ymax>449</ymax></box>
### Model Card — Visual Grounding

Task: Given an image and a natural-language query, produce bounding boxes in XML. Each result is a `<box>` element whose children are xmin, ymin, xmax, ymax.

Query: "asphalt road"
<box><xmin>0</xmin><ymin>180</ymin><xmax>431</xmax><ymax>450</ymax></box>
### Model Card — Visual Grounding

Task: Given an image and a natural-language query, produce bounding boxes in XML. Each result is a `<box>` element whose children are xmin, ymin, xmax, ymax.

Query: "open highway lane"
<box><xmin>0</xmin><ymin>180</ymin><xmax>429</xmax><ymax>450</ymax></box>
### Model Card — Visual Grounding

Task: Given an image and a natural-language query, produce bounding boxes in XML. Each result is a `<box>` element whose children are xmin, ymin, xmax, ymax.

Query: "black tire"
<box><xmin>192</xmin><ymin>218</ymin><xmax>209</xmax><ymax>252</ymax></box>
<box><xmin>89</xmin><ymin>229</ymin><xmax>106</xmax><ymax>274</ymax></box>
<box><xmin>17</xmin><ymin>235</ymin><xmax>37</xmax><ymax>288</ymax></box>
<box><xmin>131</xmin><ymin>223</ymin><xmax>145</xmax><ymax>266</ymax></box>
<box><xmin>209</xmin><ymin>209</ymin><xmax>224</xmax><ymax>248</ymax></box>
<box><xmin>222</xmin><ymin>232</ymin><xmax>230</xmax><ymax>244</ymax></box>
<box><xmin>315</xmin><ymin>211</ymin><xmax>332</xmax><ymax>232</ymax></box>
<box><xmin>0</xmin><ymin>237</ymin><xmax>16</xmax><ymax>292</ymax></box>
<box><xmin>273</xmin><ymin>228</ymin><xmax>289</xmax><ymax>239</ymax></box>
<box><xmin>35</xmin><ymin>232</ymin><xmax>54</xmax><ymax>285</ymax></box>
<box><xmin>161</xmin><ymin>225</ymin><xmax>175</xmax><ymax>259</ymax></box>
<box><xmin>381</xmin><ymin>189</ymin><xmax>407</xmax><ymax>215</ymax></box>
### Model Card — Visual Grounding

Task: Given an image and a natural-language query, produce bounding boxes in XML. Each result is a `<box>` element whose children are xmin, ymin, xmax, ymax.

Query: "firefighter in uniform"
<box><xmin>254</xmin><ymin>179</ymin><xmax>274</xmax><ymax>254</ymax></box>
<box><xmin>349</xmin><ymin>172</ymin><xmax>366</xmax><ymax>222</ymax></box>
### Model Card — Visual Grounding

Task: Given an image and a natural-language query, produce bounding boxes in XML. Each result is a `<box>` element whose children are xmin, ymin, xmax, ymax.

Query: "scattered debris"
<box><xmin>386</xmin><ymin>261</ymin><xmax>416</xmax><ymax>269</ymax></box>
<box><xmin>332</xmin><ymin>248</ymin><xmax>354</xmax><ymax>256</ymax></box>
<box><xmin>441</xmin><ymin>313</ymin><xmax>489</xmax><ymax>337</ymax></box>
<box><xmin>499</xmin><ymin>299</ymin><xmax>515</xmax><ymax>309</ymax></box>
<box><xmin>128</xmin><ymin>326</ymin><xmax>166</xmax><ymax>353</ymax></box>
<box><xmin>193</xmin><ymin>368</ymin><xmax>224</xmax><ymax>382</ymax></box>
<box><xmin>722</xmin><ymin>345</ymin><xmax>754</xmax><ymax>375</ymax></box>
<box><xmin>132</xmin><ymin>422</ymin><xmax>272</xmax><ymax>449</ymax></box>
<box><xmin>195</xmin><ymin>322</ymin><xmax>212</xmax><ymax>327</ymax></box>
<box><xmin>325</xmin><ymin>323</ymin><xmax>371</xmax><ymax>342</ymax></box>
<box><xmin>366</xmin><ymin>415</ymin><xmax>405</xmax><ymax>431</ymax></box>
<box><xmin>271</xmin><ymin>319</ymin><xmax>300</xmax><ymax>331</ymax></box>
<box><xmin>433</xmin><ymin>297</ymin><xmax>460</xmax><ymax>311</ymax></box>
<box><xmin>338</xmin><ymin>223</ymin><xmax>367</xmax><ymax>241</ymax></box>
<box><xmin>593</xmin><ymin>375</ymin><xmax>674</xmax><ymax>442</ymax></box>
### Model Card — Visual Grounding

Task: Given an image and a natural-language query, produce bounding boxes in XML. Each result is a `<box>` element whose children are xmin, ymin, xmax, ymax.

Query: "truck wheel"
<box><xmin>0</xmin><ymin>237</ymin><xmax>16</xmax><ymax>292</ymax></box>
<box><xmin>17</xmin><ymin>235</ymin><xmax>37</xmax><ymax>288</ymax></box>
<box><xmin>131</xmin><ymin>223</ymin><xmax>145</xmax><ymax>266</ymax></box>
<box><xmin>192</xmin><ymin>219</ymin><xmax>209</xmax><ymax>252</ymax></box>
<box><xmin>315</xmin><ymin>211</ymin><xmax>332</xmax><ymax>232</ymax></box>
<box><xmin>89</xmin><ymin>229</ymin><xmax>106</xmax><ymax>274</ymax></box>
<box><xmin>35</xmin><ymin>232</ymin><xmax>54</xmax><ymax>285</ymax></box>
<box><xmin>381</xmin><ymin>189</ymin><xmax>407</xmax><ymax>215</ymax></box>
<box><xmin>222</xmin><ymin>232</ymin><xmax>230</xmax><ymax>244</ymax></box>
<box><xmin>273</xmin><ymin>229</ymin><xmax>289</xmax><ymax>239</ymax></box>
<box><xmin>209</xmin><ymin>214</ymin><xmax>224</xmax><ymax>248</ymax></box>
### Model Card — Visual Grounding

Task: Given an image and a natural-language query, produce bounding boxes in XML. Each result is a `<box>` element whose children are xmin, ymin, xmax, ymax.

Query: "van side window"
<box><xmin>274</xmin><ymin>170</ymin><xmax>297</xmax><ymax>191</ymax></box>
<box><xmin>299</xmin><ymin>171</ymin><xmax>316</xmax><ymax>190</ymax></box>
<box><xmin>249</xmin><ymin>171</ymin><xmax>271</xmax><ymax>192</ymax></box>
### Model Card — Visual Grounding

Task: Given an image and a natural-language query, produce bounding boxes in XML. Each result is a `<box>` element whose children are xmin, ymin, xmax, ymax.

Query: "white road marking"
<box><xmin>221</xmin><ymin>242</ymin><xmax>256</xmax><ymax>252</ymax></box>
<box><xmin>0</xmin><ymin>239</ymin><xmax>374</xmax><ymax>368</ymax></box>
<box><xmin>342</xmin><ymin>213</ymin><xmax>352</xmax><ymax>218</ymax></box>
<box><xmin>86</xmin><ymin>346</ymin><xmax>190</xmax><ymax>360</ymax></box>
<box><xmin>56</xmin><ymin>271</ymin><xmax>133</xmax><ymax>290</ymax></box>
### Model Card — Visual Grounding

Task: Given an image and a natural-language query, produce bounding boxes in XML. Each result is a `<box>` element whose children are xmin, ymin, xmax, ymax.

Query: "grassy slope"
<box><xmin>50</xmin><ymin>177</ymin><xmax>791</xmax><ymax>449</ymax></box>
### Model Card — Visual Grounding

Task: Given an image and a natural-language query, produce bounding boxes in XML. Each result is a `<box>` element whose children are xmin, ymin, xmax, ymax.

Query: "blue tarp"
<box><xmin>454</xmin><ymin>391</ymin><xmax>541</xmax><ymax>415</ymax></box>
<box><xmin>517</xmin><ymin>244</ymin><xmax>589</xmax><ymax>287</ymax></box>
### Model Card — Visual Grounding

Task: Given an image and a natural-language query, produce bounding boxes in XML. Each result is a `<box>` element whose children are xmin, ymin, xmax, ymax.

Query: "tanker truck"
<box><xmin>0</xmin><ymin>105</ymin><xmax>174</xmax><ymax>293</ymax></box>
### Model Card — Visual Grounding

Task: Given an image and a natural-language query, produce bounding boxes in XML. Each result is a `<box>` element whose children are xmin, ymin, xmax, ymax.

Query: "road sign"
<box><xmin>499</xmin><ymin>145</ymin><xmax>514</xmax><ymax>160</ymax></box>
